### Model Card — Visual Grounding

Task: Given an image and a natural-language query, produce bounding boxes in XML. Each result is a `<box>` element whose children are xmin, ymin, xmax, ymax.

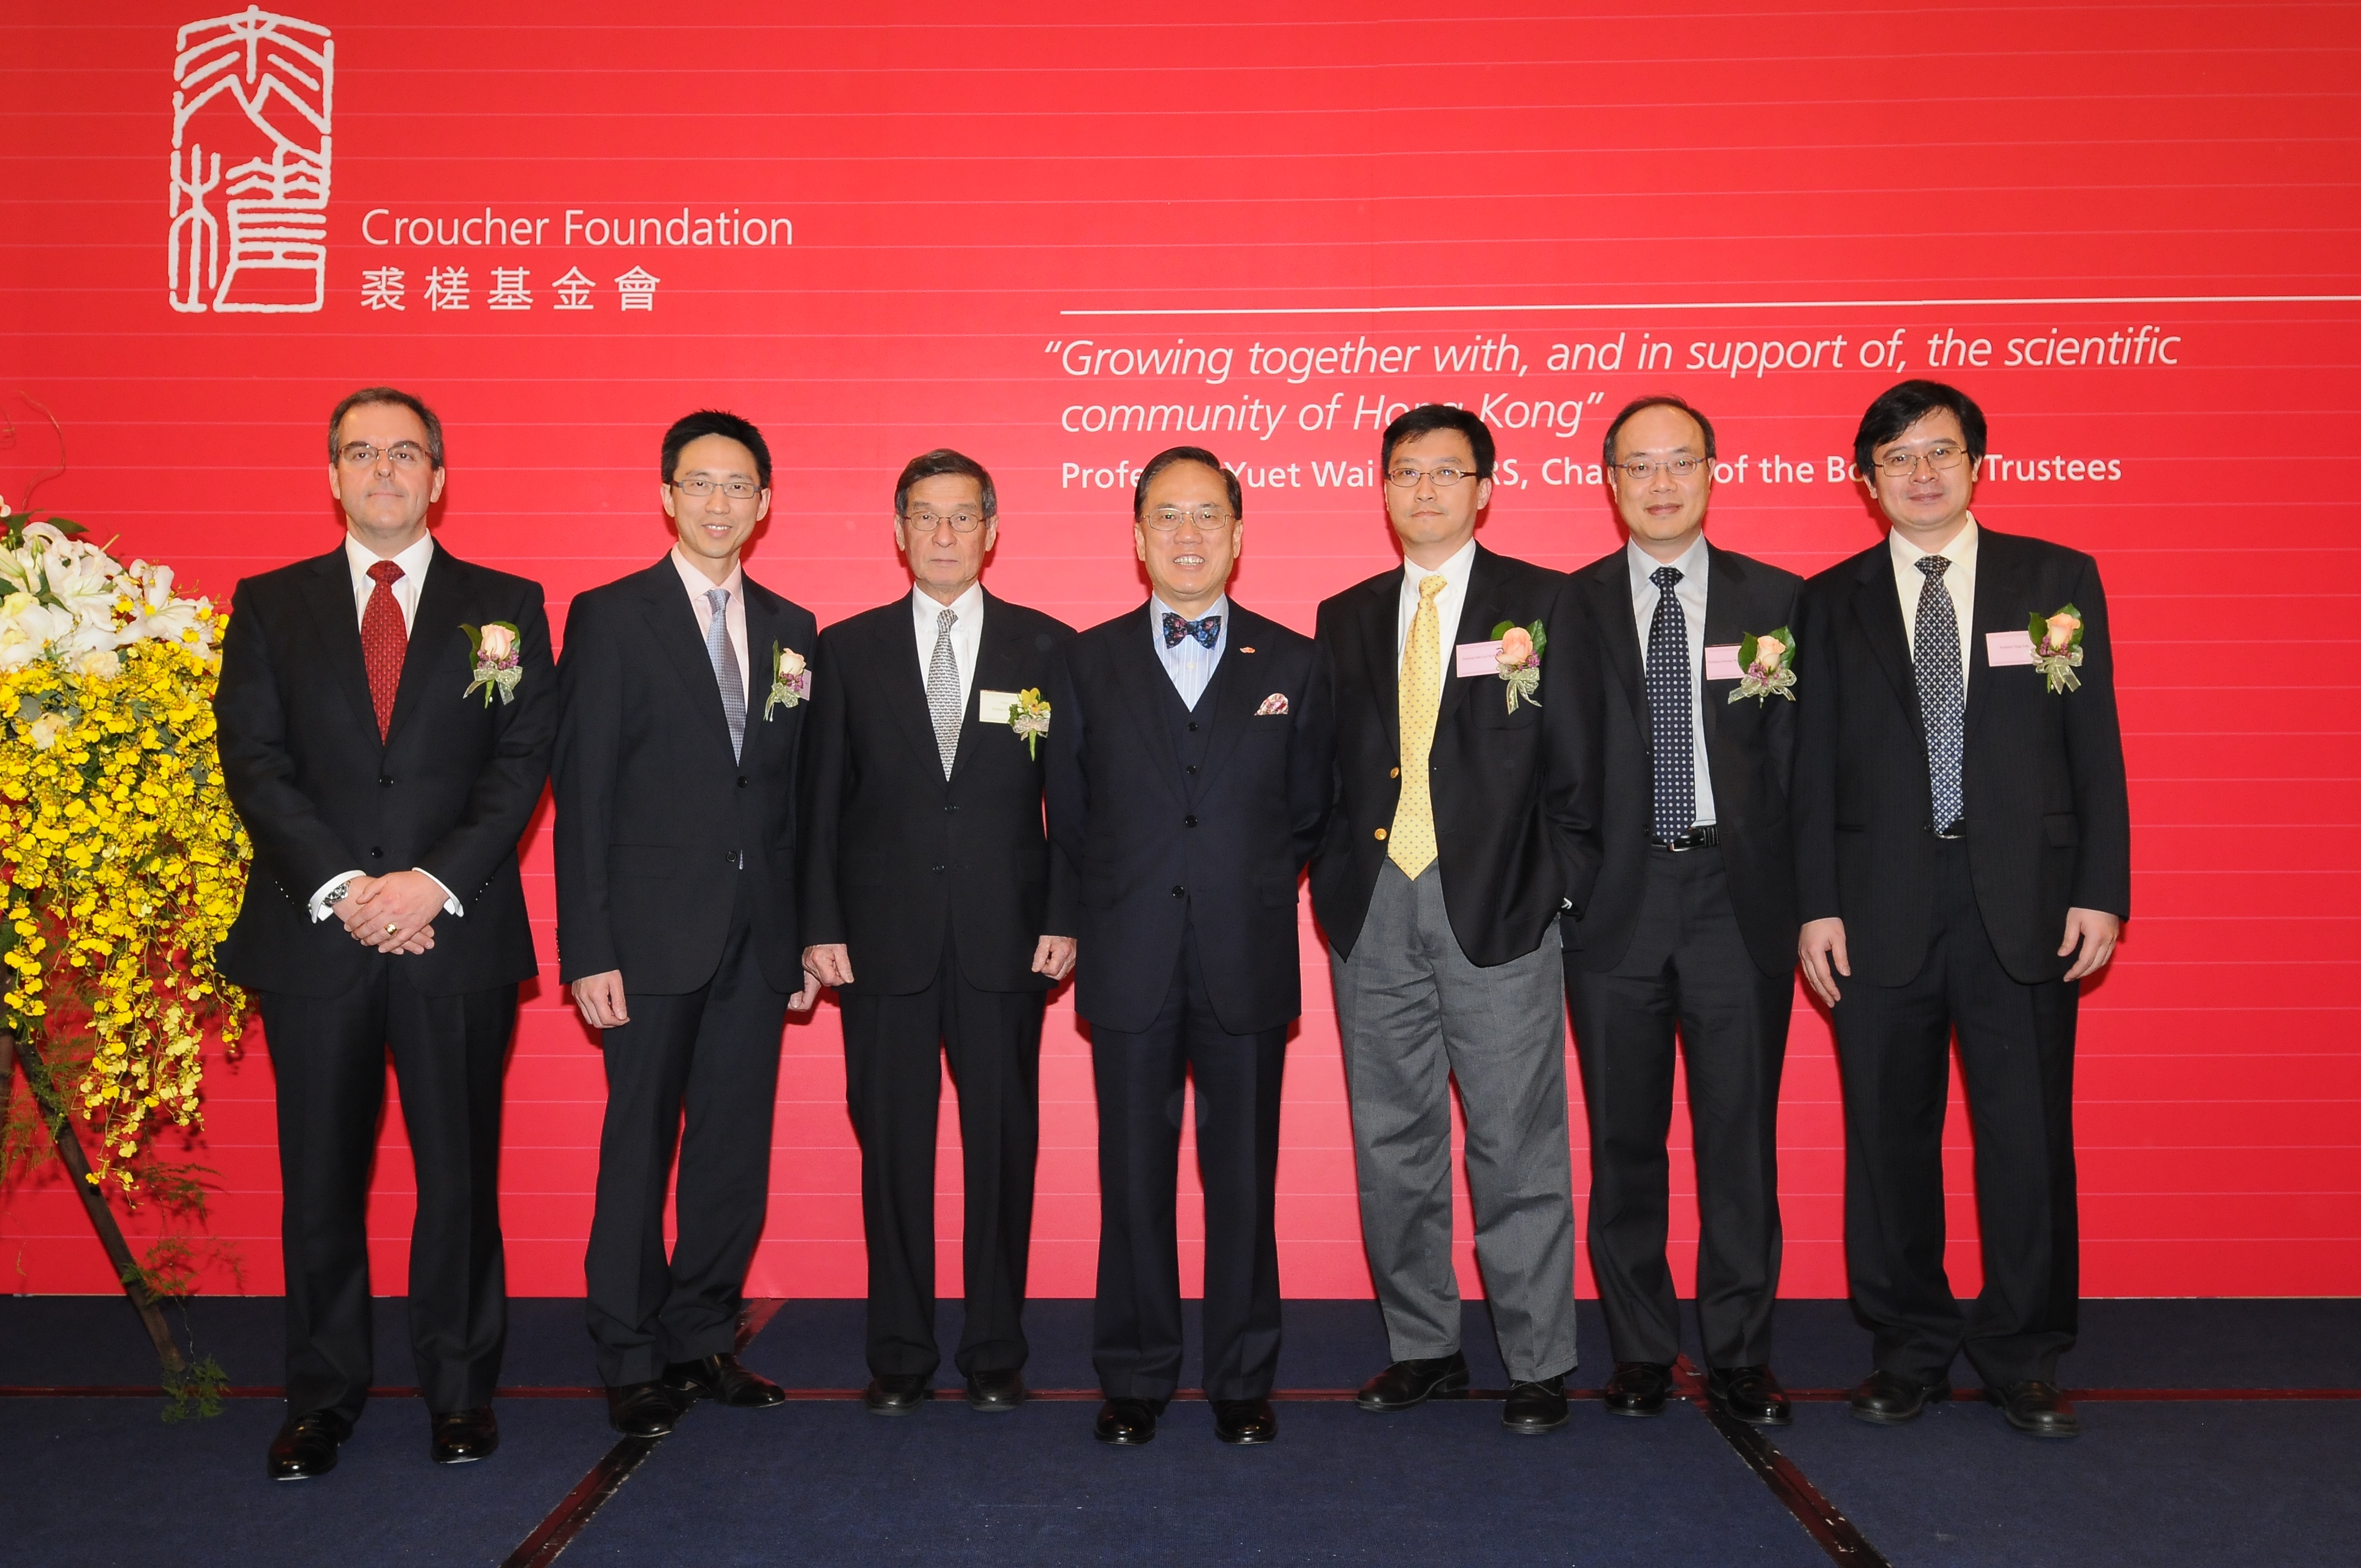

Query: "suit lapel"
<box><xmin>1699</xmin><ymin>542</ymin><xmax>1744</xmax><ymax>769</ymax></box>
<box><xmin>382</xmin><ymin>548</ymin><xmax>467</xmax><ymax>749</ymax></box>
<box><xmin>1110</xmin><ymin>606</ymin><xmax>1187</xmax><ymax>804</ymax></box>
<box><xmin>950</xmin><ymin>592</ymin><xmax>1022</xmax><ymax>786</ymax></box>
<box><xmin>1963</xmin><ymin>527</ymin><xmax>2031</xmax><ymax>747</ymax></box>
<box><xmin>1436</xmin><ymin>545</ymin><xmax>1502</xmax><ymax>732</ymax></box>
<box><xmin>1582</xmin><ymin>553</ymin><xmax>1648</xmax><ymax>748</ymax></box>
<box><xmin>1354</xmin><ymin>574</ymin><xmax>1402</xmax><ymax>762</ymax></box>
<box><xmin>300</xmin><ymin>549</ymin><xmax>383</xmax><ymax>746</ymax></box>
<box><xmin>1193</xmin><ymin>605</ymin><xmax>1263</xmax><ymax>786</ymax></box>
<box><xmin>740</xmin><ymin>576</ymin><xmax>785</xmax><ymax>765</ymax></box>
<box><xmin>635</xmin><ymin>562</ymin><xmax>736</xmax><ymax>758</ymax></box>
<box><xmin>1850</xmin><ymin>544</ymin><xmax>1921</xmax><ymax>728</ymax></box>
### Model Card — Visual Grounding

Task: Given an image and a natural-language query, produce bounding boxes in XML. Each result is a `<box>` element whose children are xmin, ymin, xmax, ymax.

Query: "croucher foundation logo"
<box><xmin>168</xmin><ymin>7</ymin><xmax>333</xmax><ymax>314</ymax></box>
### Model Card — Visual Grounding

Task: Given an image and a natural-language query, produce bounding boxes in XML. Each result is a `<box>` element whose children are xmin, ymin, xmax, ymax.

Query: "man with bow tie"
<box><xmin>1044</xmin><ymin>446</ymin><xmax>1335</xmax><ymax>1447</ymax></box>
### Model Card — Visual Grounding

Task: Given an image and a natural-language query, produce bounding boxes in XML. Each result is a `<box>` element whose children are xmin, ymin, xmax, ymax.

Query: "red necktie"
<box><xmin>361</xmin><ymin>559</ymin><xmax>407</xmax><ymax>742</ymax></box>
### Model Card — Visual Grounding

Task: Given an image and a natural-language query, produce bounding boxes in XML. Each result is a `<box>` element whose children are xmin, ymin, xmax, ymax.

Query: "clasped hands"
<box><xmin>1798</xmin><ymin>907</ymin><xmax>2121</xmax><ymax>1007</ymax></box>
<box><xmin>332</xmin><ymin>870</ymin><xmax>447</xmax><ymax>955</ymax></box>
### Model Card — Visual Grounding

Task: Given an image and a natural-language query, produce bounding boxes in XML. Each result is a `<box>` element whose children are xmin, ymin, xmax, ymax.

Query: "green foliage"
<box><xmin>161</xmin><ymin>1353</ymin><xmax>228</xmax><ymax>1423</ymax></box>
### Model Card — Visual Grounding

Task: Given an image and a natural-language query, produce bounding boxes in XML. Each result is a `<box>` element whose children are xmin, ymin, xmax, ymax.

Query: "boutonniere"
<box><xmin>2030</xmin><ymin>605</ymin><xmax>2085</xmax><ymax>693</ymax></box>
<box><xmin>1009</xmin><ymin>687</ymin><xmax>1051</xmax><ymax>758</ymax></box>
<box><xmin>1728</xmin><ymin>627</ymin><xmax>1798</xmax><ymax>705</ymax></box>
<box><xmin>1490</xmin><ymin>619</ymin><xmax>1544</xmax><ymax>712</ymax></box>
<box><xmin>764</xmin><ymin>642</ymin><xmax>811</xmax><ymax>717</ymax></box>
<box><xmin>460</xmin><ymin>622</ymin><xmax>522</xmax><ymax>706</ymax></box>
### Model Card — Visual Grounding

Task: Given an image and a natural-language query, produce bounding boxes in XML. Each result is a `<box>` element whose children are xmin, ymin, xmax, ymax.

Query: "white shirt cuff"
<box><xmin>308</xmin><ymin>871</ymin><xmax>362</xmax><ymax>922</ymax></box>
<box><xmin>416</xmin><ymin>869</ymin><xmax>465</xmax><ymax>918</ymax></box>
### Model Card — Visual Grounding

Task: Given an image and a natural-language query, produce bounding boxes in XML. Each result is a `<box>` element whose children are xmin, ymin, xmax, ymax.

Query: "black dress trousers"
<box><xmin>1090</xmin><ymin>922</ymin><xmax>1287</xmax><ymax>1404</ymax></box>
<box><xmin>841</xmin><ymin>930</ymin><xmax>1046</xmax><ymax>1380</ymax></box>
<box><xmin>1565</xmin><ymin>845</ymin><xmax>1791</xmax><ymax>1369</ymax></box>
<box><xmin>1831</xmin><ymin>837</ymin><xmax>2082</xmax><ymax>1388</ymax></box>
<box><xmin>262</xmin><ymin>962</ymin><xmax>517</xmax><ymax>1423</ymax></box>
<box><xmin>583</xmin><ymin>876</ymin><xmax>790</xmax><ymax>1387</ymax></box>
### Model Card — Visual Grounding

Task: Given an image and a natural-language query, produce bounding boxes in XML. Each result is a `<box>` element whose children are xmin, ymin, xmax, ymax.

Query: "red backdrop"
<box><xmin>3</xmin><ymin>2</ymin><xmax>2355</xmax><ymax>1302</ymax></box>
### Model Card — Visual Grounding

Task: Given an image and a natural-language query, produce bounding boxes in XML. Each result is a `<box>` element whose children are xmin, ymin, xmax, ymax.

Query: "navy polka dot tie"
<box><xmin>1646</xmin><ymin>565</ymin><xmax>1694</xmax><ymax>840</ymax></box>
<box><xmin>1913</xmin><ymin>556</ymin><xmax>1965</xmax><ymax>831</ymax></box>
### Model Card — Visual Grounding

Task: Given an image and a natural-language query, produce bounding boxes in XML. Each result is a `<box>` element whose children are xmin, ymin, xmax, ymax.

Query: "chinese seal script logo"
<box><xmin>168</xmin><ymin>8</ymin><xmax>333</xmax><ymax>314</ymax></box>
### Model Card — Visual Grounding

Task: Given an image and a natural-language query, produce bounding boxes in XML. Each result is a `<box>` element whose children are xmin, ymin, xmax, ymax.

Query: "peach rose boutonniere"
<box><xmin>1728</xmin><ymin>627</ymin><xmax>1798</xmax><ymax>705</ymax></box>
<box><xmin>1009</xmin><ymin>687</ymin><xmax>1052</xmax><ymax>759</ymax></box>
<box><xmin>460</xmin><ymin>620</ymin><xmax>523</xmax><ymax>706</ymax></box>
<box><xmin>2030</xmin><ymin>604</ymin><xmax>2085</xmax><ymax>694</ymax></box>
<box><xmin>764</xmin><ymin>641</ymin><xmax>812</xmax><ymax>717</ymax></box>
<box><xmin>1490</xmin><ymin>618</ymin><xmax>1546</xmax><ymax>713</ymax></box>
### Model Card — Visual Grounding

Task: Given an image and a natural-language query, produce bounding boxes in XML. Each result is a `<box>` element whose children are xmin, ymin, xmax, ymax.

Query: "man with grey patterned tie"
<box><xmin>796</xmin><ymin>450</ymin><xmax>1077</xmax><ymax>1417</ymax></box>
<box><xmin>555</xmin><ymin>410</ymin><xmax>821</xmax><ymax>1438</ymax></box>
<box><xmin>1794</xmin><ymin>382</ymin><xmax>2129</xmax><ymax>1440</ymax></box>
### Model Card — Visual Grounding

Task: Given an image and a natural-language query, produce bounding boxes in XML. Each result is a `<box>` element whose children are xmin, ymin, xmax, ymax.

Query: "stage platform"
<box><xmin>5</xmin><ymin>1295</ymin><xmax>2355</xmax><ymax>1566</ymax></box>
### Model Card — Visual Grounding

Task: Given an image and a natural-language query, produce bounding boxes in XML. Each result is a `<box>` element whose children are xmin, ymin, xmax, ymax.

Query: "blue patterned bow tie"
<box><xmin>1162</xmin><ymin>611</ymin><xmax>1221</xmax><ymax>649</ymax></box>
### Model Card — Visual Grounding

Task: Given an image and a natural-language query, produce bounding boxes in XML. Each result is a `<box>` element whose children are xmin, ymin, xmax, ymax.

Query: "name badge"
<box><xmin>1453</xmin><ymin>640</ymin><xmax>1502</xmax><ymax>677</ymax></box>
<box><xmin>1703</xmin><ymin>644</ymin><xmax>1743</xmax><ymax>681</ymax></box>
<box><xmin>977</xmin><ymin>689</ymin><xmax>1021</xmax><ymax>723</ymax></box>
<box><xmin>1984</xmin><ymin>631</ymin><xmax>2038</xmax><ymax>668</ymax></box>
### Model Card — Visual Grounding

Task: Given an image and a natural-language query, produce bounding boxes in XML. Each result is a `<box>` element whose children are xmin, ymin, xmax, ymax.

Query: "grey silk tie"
<box><xmin>705</xmin><ymin>586</ymin><xmax>745</xmax><ymax>761</ymax></box>
<box><xmin>1913</xmin><ymin>556</ymin><xmax>1965</xmax><ymax>830</ymax></box>
<box><xmin>926</xmin><ymin>607</ymin><xmax>961</xmax><ymax>778</ymax></box>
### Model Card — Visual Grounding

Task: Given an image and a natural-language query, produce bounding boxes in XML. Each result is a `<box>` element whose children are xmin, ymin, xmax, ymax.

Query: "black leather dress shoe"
<box><xmin>1212</xmin><ymin>1398</ymin><xmax>1277</xmax><ymax>1445</ymax></box>
<box><xmin>266</xmin><ymin>1410</ymin><xmax>351</xmax><ymax>1480</ymax></box>
<box><xmin>1706</xmin><ymin>1365</ymin><xmax>1793</xmax><ymax>1427</ymax></box>
<box><xmin>864</xmin><ymin>1372</ymin><xmax>930</xmax><ymax>1416</ymax></box>
<box><xmin>1849</xmin><ymin>1369</ymin><xmax>1950</xmax><ymax>1426</ymax></box>
<box><xmin>1354</xmin><ymin>1352</ymin><xmax>1470</xmax><ymax>1412</ymax></box>
<box><xmin>1502</xmin><ymin>1376</ymin><xmax>1570</xmax><ymax>1434</ymax></box>
<box><xmin>1093</xmin><ymin>1396</ymin><xmax>1161</xmax><ymax>1445</ymax></box>
<box><xmin>665</xmin><ymin>1352</ymin><xmax>786</xmax><ymax>1409</ymax></box>
<box><xmin>1602</xmin><ymin>1361</ymin><xmax>1673</xmax><ymax>1417</ymax></box>
<box><xmin>964</xmin><ymin>1369</ymin><xmax>1027</xmax><ymax>1412</ymax></box>
<box><xmin>1987</xmin><ymin>1380</ymin><xmax>2080</xmax><ymax>1438</ymax></box>
<box><xmin>606</xmin><ymin>1380</ymin><xmax>683</xmax><ymax>1438</ymax></box>
<box><xmin>430</xmin><ymin>1406</ymin><xmax>499</xmax><ymax>1464</ymax></box>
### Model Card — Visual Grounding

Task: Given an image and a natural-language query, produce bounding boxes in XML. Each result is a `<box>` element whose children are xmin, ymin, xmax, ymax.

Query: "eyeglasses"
<box><xmin>1142</xmin><ymin>505</ymin><xmax>1236</xmax><ymax>532</ymax></box>
<box><xmin>670</xmin><ymin>477</ymin><xmax>764</xmax><ymax>500</ymax></box>
<box><xmin>339</xmin><ymin>442</ymin><xmax>431</xmax><ymax>469</ymax></box>
<box><xmin>1384</xmin><ymin>464</ymin><xmax>1478</xmax><ymax>489</ymax></box>
<box><xmin>1614</xmin><ymin>456</ymin><xmax>1710</xmax><ymax>483</ymax></box>
<box><xmin>1873</xmin><ymin>442</ymin><xmax>1970</xmax><ymax>476</ymax></box>
<box><xmin>901</xmin><ymin>508</ymin><xmax>988</xmax><ymax>533</ymax></box>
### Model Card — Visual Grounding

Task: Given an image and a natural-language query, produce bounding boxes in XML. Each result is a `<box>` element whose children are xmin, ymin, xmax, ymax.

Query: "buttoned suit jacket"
<box><xmin>213</xmin><ymin>543</ymin><xmax>554</xmax><ymax>998</ymax></box>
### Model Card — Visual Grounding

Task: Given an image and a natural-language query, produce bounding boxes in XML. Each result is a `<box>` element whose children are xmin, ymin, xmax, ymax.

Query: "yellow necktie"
<box><xmin>1389</xmin><ymin>574</ymin><xmax>1448</xmax><ymax>877</ymax></box>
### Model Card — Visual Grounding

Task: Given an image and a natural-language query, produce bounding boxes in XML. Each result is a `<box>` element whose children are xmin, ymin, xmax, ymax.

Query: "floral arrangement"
<box><xmin>460</xmin><ymin>620</ymin><xmax>522</xmax><ymax>706</ymax></box>
<box><xmin>0</xmin><ymin>499</ymin><xmax>250</xmax><ymax>1195</ymax></box>
<box><xmin>1728</xmin><ymin>627</ymin><xmax>1798</xmax><ymax>704</ymax></box>
<box><xmin>1491</xmin><ymin>619</ymin><xmax>1544</xmax><ymax>713</ymax></box>
<box><xmin>2031</xmin><ymin>605</ymin><xmax>2084</xmax><ymax>694</ymax></box>
<box><xmin>1008</xmin><ymin>687</ymin><xmax>1051</xmax><ymax>758</ymax></box>
<box><xmin>763</xmin><ymin>641</ymin><xmax>810</xmax><ymax>717</ymax></box>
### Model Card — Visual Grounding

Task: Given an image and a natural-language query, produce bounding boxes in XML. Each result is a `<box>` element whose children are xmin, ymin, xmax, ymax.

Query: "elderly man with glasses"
<box><xmin>795</xmin><ymin>449</ymin><xmax>1077</xmax><ymax>1418</ymax></box>
<box><xmin>1309</xmin><ymin>405</ymin><xmax>1587</xmax><ymax>1435</ymax></box>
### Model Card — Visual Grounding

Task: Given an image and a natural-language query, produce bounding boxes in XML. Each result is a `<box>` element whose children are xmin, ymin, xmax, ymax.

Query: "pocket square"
<box><xmin>1255</xmin><ymin>693</ymin><xmax>1291</xmax><ymax>716</ymax></box>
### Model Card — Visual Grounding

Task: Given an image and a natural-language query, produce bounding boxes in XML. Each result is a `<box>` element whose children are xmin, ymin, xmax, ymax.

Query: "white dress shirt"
<box><xmin>910</xmin><ymin>580</ymin><xmax>985</xmax><ymax>708</ymax></box>
<box><xmin>309</xmin><ymin>529</ymin><xmax>461</xmax><ymax>922</ymax></box>
<box><xmin>671</xmin><ymin>545</ymin><xmax>749</xmax><ymax>685</ymax></box>
<box><xmin>1889</xmin><ymin>513</ymin><xmax>1979</xmax><ymax>694</ymax></box>
<box><xmin>1628</xmin><ymin>533</ymin><xmax>1717</xmax><ymax>826</ymax></box>
<box><xmin>1394</xmin><ymin>535</ymin><xmax>1479</xmax><ymax>672</ymax></box>
<box><xmin>1150</xmin><ymin>593</ymin><xmax>1228</xmax><ymax>711</ymax></box>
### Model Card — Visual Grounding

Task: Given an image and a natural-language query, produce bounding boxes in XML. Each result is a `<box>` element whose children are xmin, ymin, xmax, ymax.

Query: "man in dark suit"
<box><xmin>554</xmin><ymin>410</ymin><xmax>820</xmax><ymax>1437</ymax></box>
<box><xmin>798</xmin><ymin>449</ymin><xmax>1076</xmax><ymax>1417</ymax></box>
<box><xmin>1795</xmin><ymin>380</ymin><xmax>2130</xmax><ymax>1439</ymax></box>
<box><xmin>1311</xmin><ymin>405</ymin><xmax>1583</xmax><ymax>1435</ymax></box>
<box><xmin>1559</xmin><ymin>396</ymin><xmax>1803</xmax><ymax>1427</ymax></box>
<box><xmin>1045</xmin><ymin>445</ymin><xmax>1334</xmax><ymax>1447</ymax></box>
<box><xmin>215</xmin><ymin>387</ymin><xmax>554</xmax><ymax>1479</ymax></box>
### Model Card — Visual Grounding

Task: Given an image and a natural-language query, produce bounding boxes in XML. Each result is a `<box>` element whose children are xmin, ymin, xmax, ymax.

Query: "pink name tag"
<box><xmin>1454</xmin><ymin>640</ymin><xmax>1502</xmax><ymax>677</ymax></box>
<box><xmin>1704</xmin><ymin>644</ymin><xmax>1743</xmax><ymax>680</ymax></box>
<box><xmin>1985</xmin><ymin>630</ymin><xmax>2038</xmax><ymax>667</ymax></box>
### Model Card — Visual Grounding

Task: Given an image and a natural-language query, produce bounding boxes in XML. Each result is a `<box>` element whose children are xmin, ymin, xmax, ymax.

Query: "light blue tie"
<box><xmin>705</xmin><ymin>586</ymin><xmax>745</xmax><ymax>760</ymax></box>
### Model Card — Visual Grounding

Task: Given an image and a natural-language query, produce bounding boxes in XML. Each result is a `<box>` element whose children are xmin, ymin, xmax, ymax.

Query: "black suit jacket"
<box><xmin>1310</xmin><ymin>543</ymin><xmax>1582</xmax><ymax>967</ymax></box>
<box><xmin>1793</xmin><ymin>525</ymin><xmax>2131</xmax><ymax>987</ymax></box>
<box><xmin>797</xmin><ymin>589</ymin><xmax>1079</xmax><ymax>995</ymax></box>
<box><xmin>1559</xmin><ymin>541</ymin><xmax>1803</xmax><ymax>978</ymax></box>
<box><xmin>1045</xmin><ymin>602</ymin><xmax>1335</xmax><ymax>1035</ymax></box>
<box><xmin>553</xmin><ymin>559</ymin><xmax>818</xmax><ymax>995</ymax></box>
<box><xmin>213</xmin><ymin>543</ymin><xmax>554</xmax><ymax>998</ymax></box>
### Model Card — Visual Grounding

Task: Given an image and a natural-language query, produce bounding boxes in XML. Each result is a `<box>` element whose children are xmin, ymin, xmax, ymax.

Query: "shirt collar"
<box><xmin>1151</xmin><ymin>592</ymin><xmax>1230</xmax><ymax>635</ymax></box>
<box><xmin>670</xmin><ymin>543</ymin><xmax>744</xmax><ymax>603</ymax></box>
<box><xmin>1888</xmin><ymin>511</ymin><xmax>1979</xmax><ymax>573</ymax></box>
<box><xmin>912</xmin><ymin>580</ymin><xmax>985</xmax><ymax>627</ymax></box>
<box><xmin>345</xmin><ymin>529</ymin><xmax>435</xmax><ymax>588</ymax></box>
<box><xmin>1402</xmin><ymin>535</ymin><xmax>1479</xmax><ymax>592</ymax></box>
<box><xmin>1625</xmin><ymin>531</ymin><xmax>1710</xmax><ymax>595</ymax></box>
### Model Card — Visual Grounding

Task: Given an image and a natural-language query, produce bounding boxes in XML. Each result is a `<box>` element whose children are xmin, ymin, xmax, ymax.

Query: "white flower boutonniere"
<box><xmin>1009</xmin><ymin>686</ymin><xmax>1051</xmax><ymax>758</ymax></box>
<box><xmin>461</xmin><ymin>621</ymin><xmax>523</xmax><ymax>706</ymax></box>
<box><xmin>2031</xmin><ymin>605</ymin><xmax>2085</xmax><ymax>694</ymax></box>
<box><xmin>764</xmin><ymin>642</ymin><xmax>811</xmax><ymax>717</ymax></box>
<box><xmin>1492</xmin><ymin>619</ymin><xmax>1544</xmax><ymax>713</ymax></box>
<box><xmin>1728</xmin><ymin>627</ymin><xmax>1798</xmax><ymax>705</ymax></box>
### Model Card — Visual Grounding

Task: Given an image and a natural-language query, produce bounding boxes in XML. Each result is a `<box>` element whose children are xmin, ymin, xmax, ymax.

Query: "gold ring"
<box><xmin>385</xmin><ymin>923</ymin><xmax>399</xmax><ymax>935</ymax></box>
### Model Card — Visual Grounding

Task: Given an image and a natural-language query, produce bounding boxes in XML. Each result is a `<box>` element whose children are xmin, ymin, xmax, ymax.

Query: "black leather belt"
<box><xmin>1930</xmin><ymin>820</ymin><xmax>1967</xmax><ymax>840</ymax></box>
<box><xmin>1651</xmin><ymin>824</ymin><xmax>1719</xmax><ymax>851</ymax></box>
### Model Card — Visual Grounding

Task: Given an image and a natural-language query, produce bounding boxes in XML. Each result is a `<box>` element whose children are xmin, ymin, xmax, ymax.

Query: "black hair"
<box><xmin>661</xmin><ymin>409</ymin><xmax>773</xmax><ymax>489</ymax></box>
<box><xmin>1853</xmin><ymin>380</ymin><xmax>1987</xmax><ymax>476</ymax></box>
<box><xmin>1381</xmin><ymin>404</ymin><xmax>1495</xmax><ymax>480</ymax></box>
<box><xmin>894</xmin><ymin>448</ymin><xmax>998</xmax><ymax>519</ymax></box>
<box><xmin>1132</xmin><ymin>446</ymin><xmax>1242</xmax><ymax>520</ymax></box>
<box><xmin>329</xmin><ymin>386</ymin><xmax>444</xmax><ymax>468</ymax></box>
<box><xmin>1600</xmin><ymin>394</ymin><xmax>1717</xmax><ymax>469</ymax></box>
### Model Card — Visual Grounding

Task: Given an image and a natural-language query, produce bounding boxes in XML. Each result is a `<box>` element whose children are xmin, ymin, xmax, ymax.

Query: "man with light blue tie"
<box><xmin>554</xmin><ymin>410</ymin><xmax>821</xmax><ymax>1438</ymax></box>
